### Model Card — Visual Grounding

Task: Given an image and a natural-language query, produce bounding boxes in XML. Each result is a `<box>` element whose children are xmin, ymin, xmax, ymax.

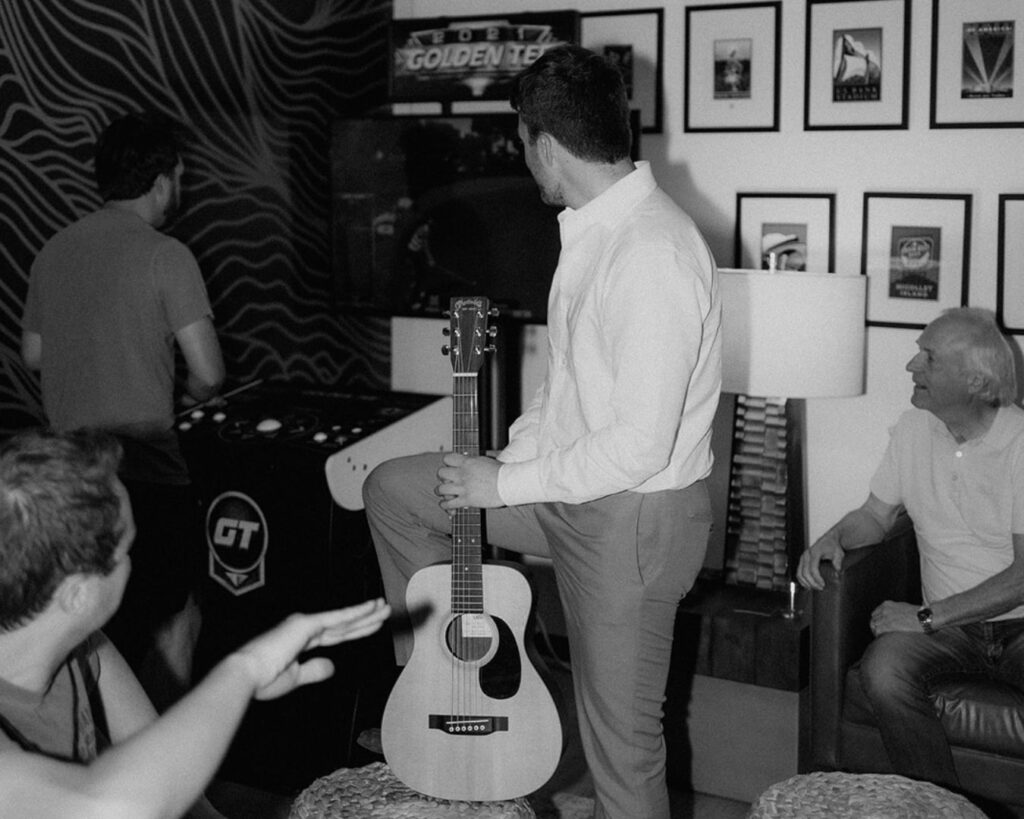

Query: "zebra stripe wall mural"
<box><xmin>0</xmin><ymin>0</ymin><xmax>393</xmax><ymax>434</ymax></box>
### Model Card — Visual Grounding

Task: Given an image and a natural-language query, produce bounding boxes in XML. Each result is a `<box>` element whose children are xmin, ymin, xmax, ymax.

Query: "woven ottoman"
<box><xmin>748</xmin><ymin>771</ymin><xmax>987</xmax><ymax>818</ymax></box>
<box><xmin>289</xmin><ymin>762</ymin><xmax>536</xmax><ymax>819</ymax></box>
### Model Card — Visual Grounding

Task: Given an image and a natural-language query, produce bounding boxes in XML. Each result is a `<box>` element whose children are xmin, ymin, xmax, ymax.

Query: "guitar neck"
<box><xmin>452</xmin><ymin>371</ymin><xmax>483</xmax><ymax>615</ymax></box>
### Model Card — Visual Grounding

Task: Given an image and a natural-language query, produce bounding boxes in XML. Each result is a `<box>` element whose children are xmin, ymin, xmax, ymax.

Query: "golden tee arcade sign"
<box><xmin>389</xmin><ymin>12</ymin><xmax>579</xmax><ymax>102</ymax></box>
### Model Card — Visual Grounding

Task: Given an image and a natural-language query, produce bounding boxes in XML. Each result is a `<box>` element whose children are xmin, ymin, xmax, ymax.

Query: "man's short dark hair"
<box><xmin>0</xmin><ymin>429</ymin><xmax>124</xmax><ymax>631</ymax></box>
<box><xmin>510</xmin><ymin>44</ymin><xmax>632</xmax><ymax>164</ymax></box>
<box><xmin>94</xmin><ymin>111</ymin><xmax>187</xmax><ymax>202</ymax></box>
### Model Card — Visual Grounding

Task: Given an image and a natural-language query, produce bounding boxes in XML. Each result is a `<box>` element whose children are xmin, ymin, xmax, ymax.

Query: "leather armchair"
<box><xmin>809</xmin><ymin>516</ymin><xmax>1024</xmax><ymax>817</ymax></box>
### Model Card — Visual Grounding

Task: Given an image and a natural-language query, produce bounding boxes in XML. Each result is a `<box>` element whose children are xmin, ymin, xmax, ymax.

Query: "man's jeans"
<box><xmin>855</xmin><ymin>617</ymin><xmax>1024</xmax><ymax>788</ymax></box>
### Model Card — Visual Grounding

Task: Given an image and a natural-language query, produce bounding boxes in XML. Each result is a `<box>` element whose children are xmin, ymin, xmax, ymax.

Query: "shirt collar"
<box><xmin>557</xmin><ymin>161</ymin><xmax>657</xmax><ymax>239</ymax></box>
<box><xmin>928</xmin><ymin>403</ymin><xmax>1023</xmax><ymax>450</ymax></box>
<box><xmin>981</xmin><ymin>404</ymin><xmax>1024</xmax><ymax>449</ymax></box>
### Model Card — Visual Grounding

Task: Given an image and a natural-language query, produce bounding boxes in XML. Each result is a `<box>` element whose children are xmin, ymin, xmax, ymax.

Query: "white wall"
<box><xmin>393</xmin><ymin>0</ymin><xmax>1024</xmax><ymax>540</ymax></box>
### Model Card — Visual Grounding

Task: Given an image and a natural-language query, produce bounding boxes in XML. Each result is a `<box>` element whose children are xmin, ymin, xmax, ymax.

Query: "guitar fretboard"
<box><xmin>451</xmin><ymin>371</ymin><xmax>483</xmax><ymax>615</ymax></box>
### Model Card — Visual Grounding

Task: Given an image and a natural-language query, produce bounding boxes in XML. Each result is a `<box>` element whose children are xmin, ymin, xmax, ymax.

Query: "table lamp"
<box><xmin>718</xmin><ymin>268</ymin><xmax>867</xmax><ymax>597</ymax></box>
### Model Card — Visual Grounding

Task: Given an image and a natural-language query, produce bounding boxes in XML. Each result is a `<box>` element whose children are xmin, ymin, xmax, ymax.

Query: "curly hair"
<box><xmin>0</xmin><ymin>429</ymin><xmax>124</xmax><ymax>631</ymax></box>
<box><xmin>94</xmin><ymin>111</ymin><xmax>188</xmax><ymax>202</ymax></box>
<box><xmin>510</xmin><ymin>44</ymin><xmax>632</xmax><ymax>164</ymax></box>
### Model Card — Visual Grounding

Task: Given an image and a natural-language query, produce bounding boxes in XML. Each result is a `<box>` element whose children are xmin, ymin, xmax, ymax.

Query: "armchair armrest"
<box><xmin>809</xmin><ymin>514</ymin><xmax>920</xmax><ymax>769</ymax></box>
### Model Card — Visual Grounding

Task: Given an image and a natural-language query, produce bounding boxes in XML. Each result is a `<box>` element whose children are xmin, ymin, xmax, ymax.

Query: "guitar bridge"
<box><xmin>428</xmin><ymin>715</ymin><xmax>509</xmax><ymax>735</ymax></box>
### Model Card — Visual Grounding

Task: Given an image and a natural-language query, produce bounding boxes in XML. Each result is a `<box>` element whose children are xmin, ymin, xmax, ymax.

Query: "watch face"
<box><xmin>917</xmin><ymin>607</ymin><xmax>934</xmax><ymax>633</ymax></box>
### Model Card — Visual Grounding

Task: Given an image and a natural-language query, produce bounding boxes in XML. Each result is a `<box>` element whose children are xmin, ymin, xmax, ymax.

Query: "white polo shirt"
<box><xmin>870</xmin><ymin>405</ymin><xmax>1024</xmax><ymax>620</ymax></box>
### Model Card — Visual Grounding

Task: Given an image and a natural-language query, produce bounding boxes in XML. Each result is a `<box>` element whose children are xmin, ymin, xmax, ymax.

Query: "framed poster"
<box><xmin>735</xmin><ymin>193</ymin><xmax>836</xmax><ymax>272</ymax></box>
<box><xmin>581</xmin><ymin>9</ymin><xmax>663</xmax><ymax>133</ymax></box>
<box><xmin>389</xmin><ymin>12</ymin><xmax>578</xmax><ymax>103</ymax></box>
<box><xmin>804</xmin><ymin>0</ymin><xmax>910</xmax><ymax>130</ymax></box>
<box><xmin>684</xmin><ymin>2</ymin><xmax>781</xmax><ymax>132</ymax></box>
<box><xmin>997</xmin><ymin>195</ymin><xmax>1024</xmax><ymax>333</ymax></box>
<box><xmin>861</xmin><ymin>193</ymin><xmax>972</xmax><ymax>328</ymax></box>
<box><xmin>930</xmin><ymin>0</ymin><xmax>1024</xmax><ymax>128</ymax></box>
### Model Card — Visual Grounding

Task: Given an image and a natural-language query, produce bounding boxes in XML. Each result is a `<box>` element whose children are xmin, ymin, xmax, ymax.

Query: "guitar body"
<box><xmin>382</xmin><ymin>561</ymin><xmax>563</xmax><ymax>801</ymax></box>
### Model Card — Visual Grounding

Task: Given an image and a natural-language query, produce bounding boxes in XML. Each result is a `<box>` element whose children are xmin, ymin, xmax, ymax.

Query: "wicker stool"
<box><xmin>289</xmin><ymin>762</ymin><xmax>536</xmax><ymax>819</ymax></box>
<box><xmin>748</xmin><ymin>771</ymin><xmax>988</xmax><ymax>819</ymax></box>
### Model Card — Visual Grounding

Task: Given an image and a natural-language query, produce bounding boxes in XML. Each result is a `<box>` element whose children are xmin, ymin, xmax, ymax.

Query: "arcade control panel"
<box><xmin>177</xmin><ymin>381</ymin><xmax>451</xmax><ymax>508</ymax></box>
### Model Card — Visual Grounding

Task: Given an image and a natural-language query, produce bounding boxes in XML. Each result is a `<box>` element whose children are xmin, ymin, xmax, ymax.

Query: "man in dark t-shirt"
<box><xmin>22</xmin><ymin>112</ymin><xmax>225</xmax><ymax>707</ymax></box>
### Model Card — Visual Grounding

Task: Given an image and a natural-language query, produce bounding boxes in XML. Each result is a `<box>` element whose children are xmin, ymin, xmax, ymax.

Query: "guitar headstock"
<box><xmin>443</xmin><ymin>296</ymin><xmax>497</xmax><ymax>374</ymax></box>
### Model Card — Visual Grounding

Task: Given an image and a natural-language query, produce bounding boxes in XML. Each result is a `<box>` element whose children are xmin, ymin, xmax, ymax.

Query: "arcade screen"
<box><xmin>329</xmin><ymin>112</ymin><xmax>639</xmax><ymax>321</ymax></box>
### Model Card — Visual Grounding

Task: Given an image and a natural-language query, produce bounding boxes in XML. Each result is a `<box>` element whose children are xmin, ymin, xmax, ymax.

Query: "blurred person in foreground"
<box><xmin>0</xmin><ymin>428</ymin><xmax>389</xmax><ymax>819</ymax></box>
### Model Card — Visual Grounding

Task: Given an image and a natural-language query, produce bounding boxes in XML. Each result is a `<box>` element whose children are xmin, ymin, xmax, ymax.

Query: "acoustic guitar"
<box><xmin>381</xmin><ymin>295</ymin><xmax>563</xmax><ymax>802</ymax></box>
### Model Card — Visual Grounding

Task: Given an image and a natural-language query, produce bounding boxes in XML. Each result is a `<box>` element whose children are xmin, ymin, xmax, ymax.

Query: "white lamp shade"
<box><xmin>719</xmin><ymin>268</ymin><xmax>867</xmax><ymax>398</ymax></box>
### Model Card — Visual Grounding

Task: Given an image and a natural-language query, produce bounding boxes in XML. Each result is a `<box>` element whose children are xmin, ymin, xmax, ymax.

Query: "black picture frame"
<box><xmin>804</xmin><ymin>0</ymin><xmax>911</xmax><ymax>131</ymax></box>
<box><xmin>997</xmin><ymin>194</ymin><xmax>1024</xmax><ymax>334</ymax></box>
<box><xmin>930</xmin><ymin>0</ymin><xmax>1024</xmax><ymax>129</ymax></box>
<box><xmin>735</xmin><ymin>193</ymin><xmax>837</xmax><ymax>272</ymax></box>
<box><xmin>684</xmin><ymin>2</ymin><xmax>781</xmax><ymax>133</ymax></box>
<box><xmin>861</xmin><ymin>192</ymin><xmax>972</xmax><ymax>328</ymax></box>
<box><xmin>581</xmin><ymin>8</ymin><xmax>664</xmax><ymax>134</ymax></box>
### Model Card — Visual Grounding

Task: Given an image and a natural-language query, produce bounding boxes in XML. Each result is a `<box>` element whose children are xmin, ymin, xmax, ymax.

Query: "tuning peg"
<box><xmin>487</xmin><ymin>326</ymin><xmax>498</xmax><ymax>338</ymax></box>
<box><xmin>485</xmin><ymin>344</ymin><xmax>497</xmax><ymax>354</ymax></box>
<box><xmin>442</xmin><ymin>327</ymin><xmax>450</xmax><ymax>336</ymax></box>
<box><xmin>488</xmin><ymin>307</ymin><xmax>499</xmax><ymax>317</ymax></box>
<box><xmin>441</xmin><ymin>345</ymin><xmax>450</xmax><ymax>356</ymax></box>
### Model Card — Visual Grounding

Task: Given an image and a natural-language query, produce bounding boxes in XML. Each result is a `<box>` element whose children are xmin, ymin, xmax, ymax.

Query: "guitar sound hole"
<box><xmin>446</xmin><ymin>615</ymin><xmax>494</xmax><ymax>662</ymax></box>
<box><xmin>442</xmin><ymin>616</ymin><xmax>522</xmax><ymax>699</ymax></box>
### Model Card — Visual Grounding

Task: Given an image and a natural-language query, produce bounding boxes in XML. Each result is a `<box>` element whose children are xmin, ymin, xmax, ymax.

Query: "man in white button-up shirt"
<box><xmin>365</xmin><ymin>45</ymin><xmax>722</xmax><ymax>819</ymax></box>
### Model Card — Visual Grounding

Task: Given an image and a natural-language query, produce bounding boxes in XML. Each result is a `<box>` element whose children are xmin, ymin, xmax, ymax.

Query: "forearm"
<box><xmin>929</xmin><ymin>567</ymin><xmax>1024</xmax><ymax>630</ymax></box>
<box><xmin>820</xmin><ymin>504</ymin><xmax>897</xmax><ymax>554</ymax></box>
<box><xmin>88</xmin><ymin>653</ymin><xmax>255</xmax><ymax>818</ymax></box>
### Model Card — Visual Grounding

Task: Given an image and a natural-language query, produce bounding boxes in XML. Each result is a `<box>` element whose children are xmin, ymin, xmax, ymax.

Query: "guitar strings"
<box><xmin>452</xmin><ymin>361</ymin><xmax>483</xmax><ymax>728</ymax></box>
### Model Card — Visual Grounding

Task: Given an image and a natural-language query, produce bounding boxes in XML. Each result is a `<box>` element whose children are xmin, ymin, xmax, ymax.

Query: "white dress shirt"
<box><xmin>497</xmin><ymin>162</ymin><xmax>722</xmax><ymax>507</ymax></box>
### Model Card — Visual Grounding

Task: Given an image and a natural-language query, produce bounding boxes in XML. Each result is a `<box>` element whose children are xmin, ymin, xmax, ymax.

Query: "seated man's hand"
<box><xmin>870</xmin><ymin>600</ymin><xmax>920</xmax><ymax>635</ymax></box>
<box><xmin>797</xmin><ymin>535</ymin><xmax>845</xmax><ymax>591</ymax></box>
<box><xmin>232</xmin><ymin>598</ymin><xmax>390</xmax><ymax>701</ymax></box>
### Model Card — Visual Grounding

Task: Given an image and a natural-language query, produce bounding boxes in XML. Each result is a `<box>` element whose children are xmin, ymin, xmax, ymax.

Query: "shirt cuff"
<box><xmin>497</xmin><ymin>460</ymin><xmax>542</xmax><ymax>507</ymax></box>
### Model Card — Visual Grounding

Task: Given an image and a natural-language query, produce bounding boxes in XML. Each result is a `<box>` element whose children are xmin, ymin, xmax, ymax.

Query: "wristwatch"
<box><xmin>917</xmin><ymin>606</ymin><xmax>935</xmax><ymax>635</ymax></box>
